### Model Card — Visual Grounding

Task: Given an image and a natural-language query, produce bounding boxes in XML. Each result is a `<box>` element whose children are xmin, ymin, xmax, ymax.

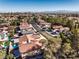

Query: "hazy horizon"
<box><xmin>0</xmin><ymin>0</ymin><xmax>79</xmax><ymax>12</ymax></box>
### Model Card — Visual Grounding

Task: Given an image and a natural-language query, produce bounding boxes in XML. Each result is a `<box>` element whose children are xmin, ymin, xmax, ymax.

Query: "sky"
<box><xmin>0</xmin><ymin>0</ymin><xmax>79</xmax><ymax>12</ymax></box>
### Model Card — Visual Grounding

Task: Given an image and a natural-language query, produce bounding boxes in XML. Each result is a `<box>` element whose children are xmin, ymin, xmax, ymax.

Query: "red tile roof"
<box><xmin>19</xmin><ymin>43</ymin><xmax>41</xmax><ymax>54</ymax></box>
<box><xmin>19</xmin><ymin>34</ymin><xmax>42</xmax><ymax>54</ymax></box>
<box><xmin>20</xmin><ymin>22</ymin><xmax>30</xmax><ymax>29</ymax></box>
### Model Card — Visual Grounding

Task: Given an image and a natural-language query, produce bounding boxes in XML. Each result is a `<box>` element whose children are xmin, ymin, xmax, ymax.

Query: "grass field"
<box><xmin>0</xmin><ymin>51</ymin><xmax>14</xmax><ymax>59</ymax></box>
<box><xmin>0</xmin><ymin>50</ymin><xmax>6</xmax><ymax>59</ymax></box>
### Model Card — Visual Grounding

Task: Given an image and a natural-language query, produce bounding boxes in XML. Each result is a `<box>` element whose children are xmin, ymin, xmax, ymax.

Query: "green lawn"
<box><xmin>77</xmin><ymin>29</ymin><xmax>79</xmax><ymax>33</ymax></box>
<box><xmin>0</xmin><ymin>50</ymin><xmax>14</xmax><ymax>59</ymax></box>
<box><xmin>0</xmin><ymin>50</ymin><xmax>6</xmax><ymax>59</ymax></box>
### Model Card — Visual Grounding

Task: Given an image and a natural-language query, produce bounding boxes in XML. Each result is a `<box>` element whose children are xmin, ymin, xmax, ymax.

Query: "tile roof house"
<box><xmin>20</xmin><ymin>22</ymin><xmax>30</xmax><ymax>30</ymax></box>
<box><xmin>51</xmin><ymin>23</ymin><xmax>70</xmax><ymax>32</ymax></box>
<box><xmin>37</xmin><ymin>19</ymin><xmax>51</xmax><ymax>30</ymax></box>
<box><xmin>51</xmin><ymin>23</ymin><xmax>63</xmax><ymax>29</ymax></box>
<box><xmin>19</xmin><ymin>34</ymin><xmax>42</xmax><ymax>55</ymax></box>
<box><xmin>20</xmin><ymin>22</ymin><xmax>34</xmax><ymax>35</ymax></box>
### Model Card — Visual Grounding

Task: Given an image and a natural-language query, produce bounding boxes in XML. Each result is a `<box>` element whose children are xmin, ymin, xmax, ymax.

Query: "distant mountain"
<box><xmin>0</xmin><ymin>10</ymin><xmax>79</xmax><ymax>14</ymax></box>
<box><xmin>42</xmin><ymin>10</ymin><xmax>79</xmax><ymax>14</ymax></box>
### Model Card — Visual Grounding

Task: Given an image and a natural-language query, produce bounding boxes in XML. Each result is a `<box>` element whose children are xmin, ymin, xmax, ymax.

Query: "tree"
<box><xmin>33</xmin><ymin>17</ymin><xmax>38</xmax><ymax>23</ymax></box>
<box><xmin>66</xmin><ymin>20</ymin><xmax>74</xmax><ymax>30</ymax></box>
<box><xmin>10</xmin><ymin>20</ymin><xmax>20</xmax><ymax>26</ymax></box>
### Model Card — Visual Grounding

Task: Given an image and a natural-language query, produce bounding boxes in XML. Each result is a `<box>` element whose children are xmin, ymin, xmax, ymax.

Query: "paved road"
<box><xmin>31</xmin><ymin>22</ymin><xmax>54</xmax><ymax>41</ymax></box>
